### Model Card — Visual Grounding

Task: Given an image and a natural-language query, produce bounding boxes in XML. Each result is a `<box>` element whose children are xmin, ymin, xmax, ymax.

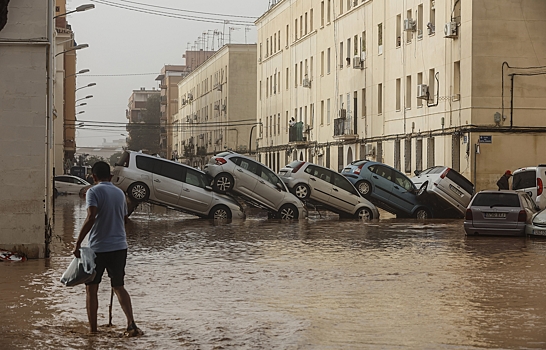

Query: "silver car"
<box><xmin>112</xmin><ymin>151</ymin><xmax>245</xmax><ymax>220</ymax></box>
<box><xmin>411</xmin><ymin>166</ymin><xmax>474</xmax><ymax>218</ymax></box>
<box><xmin>279</xmin><ymin>161</ymin><xmax>380</xmax><ymax>220</ymax></box>
<box><xmin>464</xmin><ymin>190</ymin><xmax>538</xmax><ymax>236</ymax></box>
<box><xmin>54</xmin><ymin>175</ymin><xmax>91</xmax><ymax>195</ymax></box>
<box><xmin>204</xmin><ymin>152</ymin><xmax>307</xmax><ymax>219</ymax></box>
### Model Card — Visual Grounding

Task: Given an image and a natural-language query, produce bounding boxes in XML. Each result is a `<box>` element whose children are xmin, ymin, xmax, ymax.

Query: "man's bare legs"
<box><xmin>86</xmin><ymin>284</ymin><xmax>99</xmax><ymax>333</ymax></box>
<box><xmin>113</xmin><ymin>285</ymin><xmax>135</xmax><ymax>328</ymax></box>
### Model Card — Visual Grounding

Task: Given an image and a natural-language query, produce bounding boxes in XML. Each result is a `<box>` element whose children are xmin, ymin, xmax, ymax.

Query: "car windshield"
<box><xmin>512</xmin><ymin>170</ymin><xmax>535</xmax><ymax>190</ymax></box>
<box><xmin>420</xmin><ymin>166</ymin><xmax>443</xmax><ymax>175</ymax></box>
<box><xmin>445</xmin><ymin>169</ymin><xmax>474</xmax><ymax>194</ymax></box>
<box><xmin>472</xmin><ymin>193</ymin><xmax>520</xmax><ymax>207</ymax></box>
<box><xmin>286</xmin><ymin>161</ymin><xmax>304</xmax><ymax>168</ymax></box>
<box><xmin>351</xmin><ymin>160</ymin><xmax>367</xmax><ymax>167</ymax></box>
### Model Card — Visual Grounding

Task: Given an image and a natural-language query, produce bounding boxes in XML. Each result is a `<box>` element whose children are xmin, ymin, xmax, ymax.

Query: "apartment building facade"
<box><xmin>256</xmin><ymin>0</ymin><xmax>546</xmax><ymax>190</ymax></box>
<box><xmin>176</xmin><ymin>44</ymin><xmax>257</xmax><ymax>168</ymax></box>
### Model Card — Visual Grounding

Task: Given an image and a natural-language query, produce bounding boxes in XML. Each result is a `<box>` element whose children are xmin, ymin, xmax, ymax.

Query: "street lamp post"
<box><xmin>75</xmin><ymin>82</ymin><xmax>96</xmax><ymax>92</ymax></box>
<box><xmin>54</xmin><ymin>4</ymin><xmax>95</xmax><ymax>18</ymax></box>
<box><xmin>66</xmin><ymin>69</ymin><xmax>90</xmax><ymax>79</ymax></box>
<box><xmin>75</xmin><ymin>95</ymin><xmax>93</xmax><ymax>103</ymax></box>
<box><xmin>55</xmin><ymin>43</ymin><xmax>88</xmax><ymax>57</ymax></box>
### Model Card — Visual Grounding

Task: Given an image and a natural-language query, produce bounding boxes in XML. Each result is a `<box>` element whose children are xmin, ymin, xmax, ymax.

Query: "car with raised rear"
<box><xmin>279</xmin><ymin>161</ymin><xmax>379</xmax><ymax>220</ymax></box>
<box><xmin>341</xmin><ymin>160</ymin><xmax>433</xmax><ymax>219</ymax></box>
<box><xmin>411</xmin><ymin>166</ymin><xmax>474</xmax><ymax>218</ymax></box>
<box><xmin>511</xmin><ymin>165</ymin><xmax>546</xmax><ymax>209</ymax></box>
<box><xmin>464</xmin><ymin>190</ymin><xmax>539</xmax><ymax>236</ymax></box>
<box><xmin>112</xmin><ymin>150</ymin><xmax>245</xmax><ymax>220</ymax></box>
<box><xmin>204</xmin><ymin>152</ymin><xmax>307</xmax><ymax>219</ymax></box>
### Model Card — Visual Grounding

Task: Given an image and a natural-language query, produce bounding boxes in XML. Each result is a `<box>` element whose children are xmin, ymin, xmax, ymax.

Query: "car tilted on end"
<box><xmin>341</xmin><ymin>160</ymin><xmax>433</xmax><ymax>218</ymax></box>
<box><xmin>464</xmin><ymin>190</ymin><xmax>539</xmax><ymax>236</ymax></box>
<box><xmin>279</xmin><ymin>161</ymin><xmax>379</xmax><ymax>220</ymax></box>
<box><xmin>204</xmin><ymin>152</ymin><xmax>307</xmax><ymax>219</ymax></box>
<box><xmin>112</xmin><ymin>151</ymin><xmax>245</xmax><ymax>220</ymax></box>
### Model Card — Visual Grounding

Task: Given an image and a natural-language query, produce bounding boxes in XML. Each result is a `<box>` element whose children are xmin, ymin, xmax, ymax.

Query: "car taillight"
<box><xmin>465</xmin><ymin>209</ymin><xmax>473</xmax><ymax>220</ymax></box>
<box><xmin>354</xmin><ymin>163</ymin><xmax>365</xmax><ymax>175</ymax></box>
<box><xmin>518</xmin><ymin>210</ymin><xmax>527</xmax><ymax>222</ymax></box>
<box><xmin>440</xmin><ymin>168</ymin><xmax>450</xmax><ymax>179</ymax></box>
<box><xmin>538</xmin><ymin>178</ymin><xmax>543</xmax><ymax>196</ymax></box>
<box><xmin>214</xmin><ymin>157</ymin><xmax>227</xmax><ymax>165</ymax></box>
<box><xmin>291</xmin><ymin>161</ymin><xmax>305</xmax><ymax>173</ymax></box>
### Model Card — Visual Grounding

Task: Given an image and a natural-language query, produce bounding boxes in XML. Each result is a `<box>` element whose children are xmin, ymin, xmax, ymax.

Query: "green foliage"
<box><xmin>127</xmin><ymin>94</ymin><xmax>161</xmax><ymax>153</ymax></box>
<box><xmin>109</xmin><ymin>151</ymin><xmax>124</xmax><ymax>167</ymax></box>
<box><xmin>85</xmin><ymin>155</ymin><xmax>105</xmax><ymax>167</ymax></box>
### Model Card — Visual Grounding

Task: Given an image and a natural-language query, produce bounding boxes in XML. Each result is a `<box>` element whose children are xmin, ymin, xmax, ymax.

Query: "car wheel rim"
<box><xmin>281</xmin><ymin>208</ymin><xmax>294</xmax><ymax>219</ymax></box>
<box><xmin>295</xmin><ymin>185</ymin><xmax>308</xmax><ymax>199</ymax></box>
<box><xmin>359</xmin><ymin>210</ymin><xmax>371</xmax><ymax>220</ymax></box>
<box><xmin>214</xmin><ymin>209</ymin><xmax>228</xmax><ymax>219</ymax></box>
<box><xmin>217</xmin><ymin>177</ymin><xmax>231</xmax><ymax>192</ymax></box>
<box><xmin>417</xmin><ymin>210</ymin><xmax>428</xmax><ymax>219</ymax></box>
<box><xmin>132</xmin><ymin>185</ymin><xmax>146</xmax><ymax>200</ymax></box>
<box><xmin>358</xmin><ymin>182</ymin><xmax>370</xmax><ymax>195</ymax></box>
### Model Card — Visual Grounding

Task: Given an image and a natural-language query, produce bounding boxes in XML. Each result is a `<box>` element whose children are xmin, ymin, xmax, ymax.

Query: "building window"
<box><xmin>278</xmin><ymin>72</ymin><xmax>281</xmax><ymax>95</ymax></box>
<box><xmin>286</xmin><ymin>67</ymin><xmax>289</xmax><ymax>90</ymax></box>
<box><xmin>278</xmin><ymin>114</ymin><xmax>281</xmax><ymax>135</ymax></box>
<box><xmin>286</xmin><ymin>24</ymin><xmax>289</xmax><ymax>46</ymax></box>
<box><xmin>415</xmin><ymin>139</ymin><xmax>423</xmax><ymax>172</ymax></box>
<box><xmin>295</xmin><ymin>19</ymin><xmax>298</xmax><ymax>40</ymax></box>
<box><xmin>417</xmin><ymin>4</ymin><xmax>423</xmax><ymax>38</ymax></box>
<box><xmin>339</xmin><ymin>41</ymin><xmax>343</xmax><ymax>69</ymax></box>
<box><xmin>396</xmin><ymin>14</ymin><xmax>401</xmax><ymax>47</ymax></box>
<box><xmin>427</xmin><ymin>137</ymin><xmax>435</xmax><ymax>168</ymax></box>
<box><xmin>321</xmin><ymin>1</ymin><xmax>325</xmax><ymax>27</ymax></box>
<box><xmin>378</xmin><ymin>83</ymin><xmax>383</xmax><ymax>114</ymax></box>
<box><xmin>340</xmin><ymin>0</ymin><xmax>343</xmax><ymax>14</ymax></box>
<box><xmin>310</xmin><ymin>56</ymin><xmax>314</xmax><ymax>80</ymax></box>
<box><xmin>346</xmin><ymin>38</ymin><xmax>351</xmax><ymax>65</ymax></box>
<box><xmin>428</xmin><ymin>68</ymin><xmax>435</xmax><ymax>101</ymax></box>
<box><xmin>310</xmin><ymin>9</ymin><xmax>314</xmax><ymax>31</ymax></box>
<box><xmin>300</xmin><ymin>15</ymin><xmax>303</xmax><ymax>37</ymax></box>
<box><xmin>361</xmin><ymin>88</ymin><xmax>366</xmax><ymax>118</ymax></box>
<box><xmin>454</xmin><ymin>61</ymin><xmax>460</xmax><ymax>100</ymax></box>
<box><xmin>321</xmin><ymin>100</ymin><xmax>325</xmax><ymax>125</ymax></box>
<box><xmin>278</xmin><ymin>30</ymin><xmax>281</xmax><ymax>50</ymax></box>
<box><xmin>417</xmin><ymin>72</ymin><xmax>423</xmax><ymax>107</ymax></box>
<box><xmin>429</xmin><ymin>0</ymin><xmax>436</xmax><ymax>34</ymax></box>
<box><xmin>327</xmin><ymin>98</ymin><xmax>331</xmax><ymax>124</ymax></box>
<box><xmin>406</xmin><ymin>75</ymin><xmax>411</xmax><ymax>109</ymax></box>
<box><xmin>286</xmin><ymin>111</ymin><xmax>289</xmax><ymax>132</ymax></box>
<box><xmin>305</xmin><ymin>12</ymin><xmax>308</xmax><ymax>35</ymax></box>
<box><xmin>396</xmin><ymin>78</ymin><xmax>401</xmax><ymax>111</ymax></box>
<box><xmin>321</xmin><ymin>51</ymin><xmax>324</xmax><ymax>76</ymax></box>
<box><xmin>378</xmin><ymin>23</ymin><xmax>383</xmax><ymax>54</ymax></box>
<box><xmin>406</xmin><ymin>10</ymin><xmax>412</xmax><ymax>43</ymax></box>
<box><xmin>266</xmin><ymin>38</ymin><xmax>269</xmax><ymax>57</ymax></box>
<box><xmin>327</xmin><ymin>48</ymin><xmax>331</xmax><ymax>74</ymax></box>
<box><xmin>404</xmin><ymin>138</ymin><xmax>411</xmax><ymax>173</ymax></box>
<box><xmin>394</xmin><ymin>140</ymin><xmax>401</xmax><ymax>171</ymax></box>
<box><xmin>452</xmin><ymin>134</ymin><xmax>460</xmax><ymax>172</ymax></box>
<box><xmin>273</xmin><ymin>33</ymin><xmax>277</xmax><ymax>52</ymax></box>
<box><xmin>295</xmin><ymin>64</ymin><xmax>298</xmax><ymax>86</ymax></box>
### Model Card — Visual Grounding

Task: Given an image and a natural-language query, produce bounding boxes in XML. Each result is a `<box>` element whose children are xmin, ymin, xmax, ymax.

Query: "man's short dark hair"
<box><xmin>92</xmin><ymin>161</ymin><xmax>111</xmax><ymax>180</ymax></box>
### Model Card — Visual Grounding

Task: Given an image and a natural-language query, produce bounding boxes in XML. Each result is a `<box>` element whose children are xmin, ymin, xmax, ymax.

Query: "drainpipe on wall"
<box><xmin>44</xmin><ymin>0</ymin><xmax>54</xmax><ymax>257</ymax></box>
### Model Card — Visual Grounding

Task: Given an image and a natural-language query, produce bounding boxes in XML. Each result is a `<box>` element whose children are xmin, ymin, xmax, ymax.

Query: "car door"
<box><xmin>253</xmin><ymin>165</ymin><xmax>286</xmax><ymax>210</ymax></box>
<box><xmin>391</xmin><ymin>171</ymin><xmax>420</xmax><ymax>214</ymax></box>
<box><xmin>178</xmin><ymin>167</ymin><xmax>213</xmax><ymax>215</ymax></box>
<box><xmin>151</xmin><ymin>160</ymin><xmax>184</xmax><ymax>204</ymax></box>
<box><xmin>304</xmin><ymin>165</ymin><xmax>333</xmax><ymax>204</ymax></box>
<box><xmin>367</xmin><ymin>164</ymin><xmax>394</xmax><ymax>202</ymax></box>
<box><xmin>231</xmin><ymin>157</ymin><xmax>258</xmax><ymax>196</ymax></box>
<box><xmin>329</xmin><ymin>172</ymin><xmax>360</xmax><ymax>214</ymax></box>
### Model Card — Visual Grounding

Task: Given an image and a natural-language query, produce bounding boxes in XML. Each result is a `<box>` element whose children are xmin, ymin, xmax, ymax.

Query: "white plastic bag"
<box><xmin>60</xmin><ymin>247</ymin><xmax>96</xmax><ymax>286</ymax></box>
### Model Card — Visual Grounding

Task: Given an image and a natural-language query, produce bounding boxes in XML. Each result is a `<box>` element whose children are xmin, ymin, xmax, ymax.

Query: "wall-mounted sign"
<box><xmin>479</xmin><ymin>135</ymin><xmax>492</xmax><ymax>143</ymax></box>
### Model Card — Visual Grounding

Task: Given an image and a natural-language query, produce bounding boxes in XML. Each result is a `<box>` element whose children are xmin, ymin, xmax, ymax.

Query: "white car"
<box><xmin>112</xmin><ymin>151</ymin><xmax>245</xmax><ymax>220</ymax></box>
<box><xmin>204</xmin><ymin>152</ymin><xmax>307</xmax><ymax>220</ymax></box>
<box><xmin>512</xmin><ymin>165</ymin><xmax>546</xmax><ymax>209</ymax></box>
<box><xmin>279</xmin><ymin>161</ymin><xmax>380</xmax><ymax>220</ymax></box>
<box><xmin>411</xmin><ymin>166</ymin><xmax>474</xmax><ymax>218</ymax></box>
<box><xmin>54</xmin><ymin>175</ymin><xmax>91</xmax><ymax>195</ymax></box>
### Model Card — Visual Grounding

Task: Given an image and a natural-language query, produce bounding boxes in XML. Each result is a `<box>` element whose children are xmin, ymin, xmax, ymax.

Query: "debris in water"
<box><xmin>0</xmin><ymin>250</ymin><xmax>27</xmax><ymax>262</ymax></box>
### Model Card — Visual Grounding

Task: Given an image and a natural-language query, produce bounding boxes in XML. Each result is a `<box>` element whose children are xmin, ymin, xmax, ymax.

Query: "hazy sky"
<box><xmin>65</xmin><ymin>0</ymin><xmax>268</xmax><ymax>147</ymax></box>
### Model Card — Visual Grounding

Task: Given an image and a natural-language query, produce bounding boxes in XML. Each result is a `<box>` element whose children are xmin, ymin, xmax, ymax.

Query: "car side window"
<box><xmin>240</xmin><ymin>159</ymin><xmax>259</xmax><ymax>174</ymax></box>
<box><xmin>393</xmin><ymin>172</ymin><xmax>415</xmax><ymax>191</ymax></box>
<box><xmin>185</xmin><ymin>168</ymin><xmax>207</xmax><ymax>188</ymax></box>
<box><xmin>372</xmin><ymin>165</ymin><xmax>392</xmax><ymax>181</ymax></box>
<box><xmin>136</xmin><ymin>155</ymin><xmax>162</xmax><ymax>174</ymax></box>
<box><xmin>312</xmin><ymin>166</ymin><xmax>331</xmax><ymax>182</ymax></box>
<box><xmin>157</xmin><ymin>162</ymin><xmax>185</xmax><ymax>182</ymax></box>
<box><xmin>333</xmin><ymin>173</ymin><xmax>358</xmax><ymax>195</ymax></box>
<box><xmin>230</xmin><ymin>157</ymin><xmax>242</xmax><ymax>166</ymax></box>
<box><xmin>260</xmin><ymin>166</ymin><xmax>281</xmax><ymax>187</ymax></box>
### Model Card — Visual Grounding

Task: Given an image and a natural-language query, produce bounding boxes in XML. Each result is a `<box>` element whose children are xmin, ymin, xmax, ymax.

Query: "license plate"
<box><xmin>449</xmin><ymin>184</ymin><xmax>463</xmax><ymax>197</ymax></box>
<box><xmin>484</xmin><ymin>212</ymin><xmax>506</xmax><ymax>218</ymax></box>
<box><xmin>533</xmin><ymin>229</ymin><xmax>546</xmax><ymax>236</ymax></box>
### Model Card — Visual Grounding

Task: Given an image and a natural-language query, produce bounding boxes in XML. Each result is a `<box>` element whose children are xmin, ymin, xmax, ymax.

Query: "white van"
<box><xmin>512</xmin><ymin>165</ymin><xmax>546</xmax><ymax>209</ymax></box>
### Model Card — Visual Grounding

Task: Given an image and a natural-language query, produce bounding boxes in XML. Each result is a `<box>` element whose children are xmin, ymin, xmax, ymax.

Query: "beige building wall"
<box><xmin>176</xmin><ymin>44</ymin><xmax>257</xmax><ymax>168</ymax></box>
<box><xmin>257</xmin><ymin>0</ymin><xmax>546</xmax><ymax>190</ymax></box>
<box><xmin>0</xmin><ymin>0</ymin><xmax>51</xmax><ymax>258</ymax></box>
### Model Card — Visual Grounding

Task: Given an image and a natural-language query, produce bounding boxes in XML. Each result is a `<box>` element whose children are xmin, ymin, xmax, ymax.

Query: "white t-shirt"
<box><xmin>86</xmin><ymin>182</ymin><xmax>128</xmax><ymax>253</ymax></box>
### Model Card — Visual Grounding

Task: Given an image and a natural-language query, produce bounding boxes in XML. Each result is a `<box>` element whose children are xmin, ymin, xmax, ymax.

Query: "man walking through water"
<box><xmin>73</xmin><ymin>161</ymin><xmax>142</xmax><ymax>337</ymax></box>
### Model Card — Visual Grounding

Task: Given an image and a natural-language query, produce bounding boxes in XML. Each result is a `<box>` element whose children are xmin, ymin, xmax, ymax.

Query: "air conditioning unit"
<box><xmin>417</xmin><ymin>84</ymin><xmax>429</xmax><ymax>99</ymax></box>
<box><xmin>339</xmin><ymin>109</ymin><xmax>347</xmax><ymax>119</ymax></box>
<box><xmin>214</xmin><ymin>104</ymin><xmax>220</xmax><ymax>110</ymax></box>
<box><xmin>404</xmin><ymin>19</ymin><xmax>416</xmax><ymax>31</ymax></box>
<box><xmin>365</xmin><ymin>144</ymin><xmax>375</xmax><ymax>156</ymax></box>
<box><xmin>303</xmin><ymin>78</ymin><xmax>311</xmax><ymax>88</ymax></box>
<box><xmin>187</xmin><ymin>93</ymin><xmax>193</xmax><ymax>100</ymax></box>
<box><xmin>353</xmin><ymin>56</ymin><xmax>363</xmax><ymax>69</ymax></box>
<box><xmin>444</xmin><ymin>21</ymin><xmax>457</xmax><ymax>38</ymax></box>
<box><xmin>317</xmin><ymin>148</ymin><xmax>324</xmax><ymax>156</ymax></box>
<box><xmin>360</xmin><ymin>51</ymin><xmax>366</xmax><ymax>61</ymax></box>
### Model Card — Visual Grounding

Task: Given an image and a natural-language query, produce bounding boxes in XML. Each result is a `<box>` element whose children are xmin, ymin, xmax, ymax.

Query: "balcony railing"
<box><xmin>289</xmin><ymin>121</ymin><xmax>305</xmax><ymax>142</ymax></box>
<box><xmin>196</xmin><ymin>146</ymin><xmax>207</xmax><ymax>156</ymax></box>
<box><xmin>334</xmin><ymin>117</ymin><xmax>355</xmax><ymax>137</ymax></box>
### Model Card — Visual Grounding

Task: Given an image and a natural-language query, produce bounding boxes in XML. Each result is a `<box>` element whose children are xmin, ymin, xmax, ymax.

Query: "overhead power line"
<box><xmin>115</xmin><ymin>0</ymin><xmax>258</xmax><ymax>19</ymax></box>
<box><xmin>90</xmin><ymin>0</ymin><xmax>255</xmax><ymax>26</ymax></box>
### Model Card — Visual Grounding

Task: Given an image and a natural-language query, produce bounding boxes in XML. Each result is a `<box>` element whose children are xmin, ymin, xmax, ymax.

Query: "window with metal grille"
<box><xmin>452</xmin><ymin>134</ymin><xmax>460</xmax><ymax>172</ymax></box>
<box><xmin>376</xmin><ymin>141</ymin><xmax>383</xmax><ymax>163</ymax></box>
<box><xmin>404</xmin><ymin>138</ymin><xmax>411</xmax><ymax>173</ymax></box>
<box><xmin>427</xmin><ymin>137</ymin><xmax>435</xmax><ymax>168</ymax></box>
<box><xmin>415</xmin><ymin>139</ymin><xmax>423</xmax><ymax>172</ymax></box>
<box><xmin>394</xmin><ymin>140</ymin><xmax>401</xmax><ymax>170</ymax></box>
<box><xmin>338</xmin><ymin>146</ymin><xmax>344</xmax><ymax>172</ymax></box>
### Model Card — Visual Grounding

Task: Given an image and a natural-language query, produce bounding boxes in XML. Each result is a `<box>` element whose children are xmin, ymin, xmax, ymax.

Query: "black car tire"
<box><xmin>278</xmin><ymin>204</ymin><xmax>299</xmax><ymax>220</ymax></box>
<box><xmin>127</xmin><ymin>182</ymin><xmax>150</xmax><ymax>202</ymax></box>
<box><xmin>213</xmin><ymin>173</ymin><xmax>234</xmax><ymax>193</ymax></box>
<box><xmin>210</xmin><ymin>205</ymin><xmax>232</xmax><ymax>220</ymax></box>
<box><xmin>414</xmin><ymin>207</ymin><xmax>431</xmax><ymax>219</ymax></box>
<box><xmin>292</xmin><ymin>183</ymin><xmax>311</xmax><ymax>200</ymax></box>
<box><xmin>356</xmin><ymin>180</ymin><xmax>372</xmax><ymax>197</ymax></box>
<box><xmin>417</xmin><ymin>182</ymin><xmax>428</xmax><ymax>197</ymax></box>
<box><xmin>355</xmin><ymin>207</ymin><xmax>373</xmax><ymax>220</ymax></box>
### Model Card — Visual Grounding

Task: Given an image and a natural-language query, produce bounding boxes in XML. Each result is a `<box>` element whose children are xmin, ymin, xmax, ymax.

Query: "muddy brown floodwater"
<box><xmin>2</xmin><ymin>196</ymin><xmax>546</xmax><ymax>349</ymax></box>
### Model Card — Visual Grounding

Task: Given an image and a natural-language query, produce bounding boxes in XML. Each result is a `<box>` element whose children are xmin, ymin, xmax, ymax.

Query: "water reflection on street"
<box><xmin>2</xmin><ymin>196</ymin><xmax>546</xmax><ymax>349</ymax></box>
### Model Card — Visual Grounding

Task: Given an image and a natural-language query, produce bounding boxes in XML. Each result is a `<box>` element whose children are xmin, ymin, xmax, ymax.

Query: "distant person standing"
<box><xmin>73</xmin><ymin>161</ymin><xmax>142</xmax><ymax>337</ymax></box>
<box><xmin>496</xmin><ymin>170</ymin><xmax>512</xmax><ymax>190</ymax></box>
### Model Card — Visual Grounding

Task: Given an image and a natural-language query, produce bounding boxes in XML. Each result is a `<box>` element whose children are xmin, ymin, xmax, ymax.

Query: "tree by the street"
<box><xmin>127</xmin><ymin>95</ymin><xmax>161</xmax><ymax>153</ymax></box>
<box><xmin>85</xmin><ymin>155</ymin><xmax>105</xmax><ymax>167</ymax></box>
<box><xmin>109</xmin><ymin>151</ymin><xmax>124</xmax><ymax>167</ymax></box>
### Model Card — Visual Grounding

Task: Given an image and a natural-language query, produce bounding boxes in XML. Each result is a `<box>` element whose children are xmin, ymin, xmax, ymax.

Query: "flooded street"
<box><xmin>2</xmin><ymin>196</ymin><xmax>546</xmax><ymax>349</ymax></box>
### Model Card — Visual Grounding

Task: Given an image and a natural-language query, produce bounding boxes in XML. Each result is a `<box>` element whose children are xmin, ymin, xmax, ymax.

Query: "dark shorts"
<box><xmin>86</xmin><ymin>249</ymin><xmax>127</xmax><ymax>287</ymax></box>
